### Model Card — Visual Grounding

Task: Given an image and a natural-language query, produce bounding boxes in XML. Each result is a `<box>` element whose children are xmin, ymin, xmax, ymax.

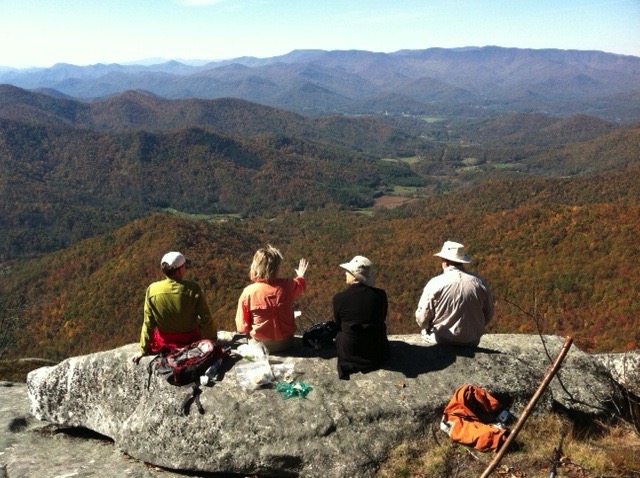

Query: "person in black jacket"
<box><xmin>333</xmin><ymin>256</ymin><xmax>390</xmax><ymax>380</ymax></box>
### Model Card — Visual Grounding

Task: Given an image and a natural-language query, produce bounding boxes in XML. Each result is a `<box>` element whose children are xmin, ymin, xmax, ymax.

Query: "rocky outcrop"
<box><xmin>1</xmin><ymin>381</ymin><xmax>193</xmax><ymax>478</ymax></box>
<box><xmin>598</xmin><ymin>351</ymin><xmax>640</xmax><ymax>395</ymax></box>
<box><xmin>17</xmin><ymin>334</ymin><xmax>626</xmax><ymax>477</ymax></box>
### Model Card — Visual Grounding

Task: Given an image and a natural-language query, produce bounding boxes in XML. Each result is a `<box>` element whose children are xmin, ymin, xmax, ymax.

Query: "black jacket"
<box><xmin>333</xmin><ymin>283</ymin><xmax>390</xmax><ymax>379</ymax></box>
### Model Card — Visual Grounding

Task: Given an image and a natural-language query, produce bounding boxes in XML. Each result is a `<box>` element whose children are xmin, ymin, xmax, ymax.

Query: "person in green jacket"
<box><xmin>132</xmin><ymin>251</ymin><xmax>217</xmax><ymax>364</ymax></box>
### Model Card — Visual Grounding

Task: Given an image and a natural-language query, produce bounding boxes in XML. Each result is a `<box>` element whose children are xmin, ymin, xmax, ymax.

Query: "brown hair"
<box><xmin>161</xmin><ymin>263</ymin><xmax>183</xmax><ymax>278</ymax></box>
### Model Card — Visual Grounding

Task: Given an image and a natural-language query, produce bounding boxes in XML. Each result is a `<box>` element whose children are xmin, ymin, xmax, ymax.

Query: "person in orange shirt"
<box><xmin>235</xmin><ymin>245</ymin><xmax>308</xmax><ymax>353</ymax></box>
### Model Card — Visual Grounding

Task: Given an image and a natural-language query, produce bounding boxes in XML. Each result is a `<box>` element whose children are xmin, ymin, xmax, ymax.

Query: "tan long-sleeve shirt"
<box><xmin>415</xmin><ymin>266</ymin><xmax>493</xmax><ymax>345</ymax></box>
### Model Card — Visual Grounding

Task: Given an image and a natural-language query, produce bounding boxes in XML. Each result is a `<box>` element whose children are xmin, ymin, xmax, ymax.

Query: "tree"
<box><xmin>0</xmin><ymin>298</ymin><xmax>32</xmax><ymax>358</ymax></box>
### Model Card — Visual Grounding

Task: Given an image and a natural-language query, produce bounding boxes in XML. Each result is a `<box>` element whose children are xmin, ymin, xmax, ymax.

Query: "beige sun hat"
<box><xmin>340</xmin><ymin>255</ymin><xmax>374</xmax><ymax>286</ymax></box>
<box><xmin>161</xmin><ymin>251</ymin><xmax>187</xmax><ymax>270</ymax></box>
<box><xmin>434</xmin><ymin>241</ymin><xmax>471</xmax><ymax>264</ymax></box>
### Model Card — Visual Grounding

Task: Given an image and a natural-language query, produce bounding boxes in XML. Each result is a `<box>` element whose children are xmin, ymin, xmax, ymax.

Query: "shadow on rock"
<box><xmin>271</xmin><ymin>337</ymin><xmax>338</xmax><ymax>360</ymax></box>
<box><xmin>384</xmin><ymin>341</ymin><xmax>502</xmax><ymax>378</ymax></box>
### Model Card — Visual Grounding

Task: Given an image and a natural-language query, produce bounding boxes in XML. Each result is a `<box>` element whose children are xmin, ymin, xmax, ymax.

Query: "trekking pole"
<box><xmin>479</xmin><ymin>336</ymin><xmax>573</xmax><ymax>478</ymax></box>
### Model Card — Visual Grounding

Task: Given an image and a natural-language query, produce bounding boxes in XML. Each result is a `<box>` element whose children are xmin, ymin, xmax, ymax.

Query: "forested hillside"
<box><xmin>0</xmin><ymin>86</ymin><xmax>623</xmax><ymax>151</ymax></box>
<box><xmin>1</xmin><ymin>86</ymin><xmax>637</xmax><ymax>262</ymax></box>
<box><xmin>1</xmin><ymin>78</ymin><xmax>639</xmax><ymax>361</ymax></box>
<box><xmin>1</xmin><ymin>161</ymin><xmax>639</xmax><ymax>359</ymax></box>
<box><xmin>0</xmin><ymin>85</ymin><xmax>418</xmax><ymax>155</ymax></box>
<box><xmin>0</xmin><ymin>115</ymin><xmax>421</xmax><ymax>259</ymax></box>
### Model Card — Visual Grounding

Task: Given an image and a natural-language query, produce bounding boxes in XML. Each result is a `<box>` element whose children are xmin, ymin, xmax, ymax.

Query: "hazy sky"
<box><xmin>1</xmin><ymin>0</ymin><xmax>639</xmax><ymax>68</ymax></box>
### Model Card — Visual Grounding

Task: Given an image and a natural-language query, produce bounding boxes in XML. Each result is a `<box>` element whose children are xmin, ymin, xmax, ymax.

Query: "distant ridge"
<box><xmin>1</xmin><ymin>47</ymin><xmax>638</xmax><ymax>121</ymax></box>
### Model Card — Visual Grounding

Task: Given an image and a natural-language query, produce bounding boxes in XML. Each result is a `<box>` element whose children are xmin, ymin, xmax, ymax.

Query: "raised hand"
<box><xmin>295</xmin><ymin>258</ymin><xmax>309</xmax><ymax>278</ymax></box>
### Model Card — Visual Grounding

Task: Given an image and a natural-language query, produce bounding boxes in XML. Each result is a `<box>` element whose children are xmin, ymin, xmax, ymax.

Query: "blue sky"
<box><xmin>1</xmin><ymin>0</ymin><xmax>639</xmax><ymax>68</ymax></box>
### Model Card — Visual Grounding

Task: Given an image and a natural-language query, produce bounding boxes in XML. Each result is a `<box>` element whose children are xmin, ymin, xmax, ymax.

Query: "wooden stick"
<box><xmin>480</xmin><ymin>336</ymin><xmax>574</xmax><ymax>478</ymax></box>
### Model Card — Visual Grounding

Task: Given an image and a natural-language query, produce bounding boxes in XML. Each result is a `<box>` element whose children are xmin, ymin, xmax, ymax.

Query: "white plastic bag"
<box><xmin>271</xmin><ymin>362</ymin><xmax>295</xmax><ymax>382</ymax></box>
<box><xmin>235</xmin><ymin>358</ymin><xmax>274</xmax><ymax>390</ymax></box>
<box><xmin>236</xmin><ymin>342</ymin><xmax>269</xmax><ymax>360</ymax></box>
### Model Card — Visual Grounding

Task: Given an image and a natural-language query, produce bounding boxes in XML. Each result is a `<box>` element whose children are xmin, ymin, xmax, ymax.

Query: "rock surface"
<box><xmin>598</xmin><ymin>351</ymin><xmax>640</xmax><ymax>395</ymax></box>
<box><xmin>1</xmin><ymin>380</ymin><xmax>201</xmax><ymax>478</ymax></box>
<box><xmin>10</xmin><ymin>334</ymin><xmax>628</xmax><ymax>477</ymax></box>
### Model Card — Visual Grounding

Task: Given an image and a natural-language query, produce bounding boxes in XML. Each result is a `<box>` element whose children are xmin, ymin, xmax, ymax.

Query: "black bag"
<box><xmin>302</xmin><ymin>321</ymin><xmax>339</xmax><ymax>349</ymax></box>
<box><xmin>147</xmin><ymin>339</ymin><xmax>228</xmax><ymax>415</ymax></box>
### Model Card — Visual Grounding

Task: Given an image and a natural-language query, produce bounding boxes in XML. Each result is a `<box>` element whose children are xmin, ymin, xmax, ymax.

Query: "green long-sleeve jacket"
<box><xmin>138</xmin><ymin>278</ymin><xmax>217</xmax><ymax>354</ymax></box>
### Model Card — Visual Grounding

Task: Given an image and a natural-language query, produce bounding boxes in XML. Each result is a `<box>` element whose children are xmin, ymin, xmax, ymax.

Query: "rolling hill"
<box><xmin>0</xmin><ymin>85</ymin><xmax>418</xmax><ymax>155</ymax></box>
<box><xmin>0</xmin><ymin>114</ymin><xmax>428</xmax><ymax>260</ymax></box>
<box><xmin>0</xmin><ymin>85</ymin><xmax>638</xmax><ymax>262</ymax></box>
<box><xmin>1</xmin><ymin>162</ymin><xmax>639</xmax><ymax>360</ymax></box>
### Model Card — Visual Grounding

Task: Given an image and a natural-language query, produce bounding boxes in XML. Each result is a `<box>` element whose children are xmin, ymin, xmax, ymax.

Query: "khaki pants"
<box><xmin>249</xmin><ymin>335</ymin><xmax>294</xmax><ymax>354</ymax></box>
<box><xmin>422</xmin><ymin>330</ymin><xmax>480</xmax><ymax>348</ymax></box>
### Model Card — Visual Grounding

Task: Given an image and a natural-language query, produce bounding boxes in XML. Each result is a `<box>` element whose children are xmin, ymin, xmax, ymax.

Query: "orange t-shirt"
<box><xmin>235</xmin><ymin>277</ymin><xmax>306</xmax><ymax>341</ymax></box>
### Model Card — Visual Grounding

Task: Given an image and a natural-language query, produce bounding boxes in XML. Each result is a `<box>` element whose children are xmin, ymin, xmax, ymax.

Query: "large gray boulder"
<box><xmin>24</xmin><ymin>334</ymin><xmax>621</xmax><ymax>478</ymax></box>
<box><xmin>598</xmin><ymin>351</ymin><xmax>640</xmax><ymax>395</ymax></box>
<box><xmin>0</xmin><ymin>382</ymin><xmax>195</xmax><ymax>478</ymax></box>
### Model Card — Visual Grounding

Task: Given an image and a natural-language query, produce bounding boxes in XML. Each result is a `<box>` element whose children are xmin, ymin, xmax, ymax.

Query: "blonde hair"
<box><xmin>250</xmin><ymin>245</ymin><xmax>283</xmax><ymax>281</ymax></box>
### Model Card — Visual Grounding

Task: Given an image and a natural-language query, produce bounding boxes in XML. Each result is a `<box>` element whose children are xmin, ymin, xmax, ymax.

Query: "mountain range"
<box><xmin>0</xmin><ymin>47</ymin><xmax>639</xmax><ymax>359</ymax></box>
<box><xmin>2</xmin><ymin>47</ymin><xmax>639</xmax><ymax>121</ymax></box>
<box><xmin>1</xmin><ymin>84</ymin><xmax>638</xmax><ymax>262</ymax></box>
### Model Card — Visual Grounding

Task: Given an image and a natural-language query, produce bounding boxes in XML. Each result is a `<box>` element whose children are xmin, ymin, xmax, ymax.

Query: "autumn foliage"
<box><xmin>2</xmin><ymin>162</ymin><xmax>639</xmax><ymax>359</ymax></box>
<box><xmin>1</xmin><ymin>88</ymin><xmax>639</xmax><ymax>359</ymax></box>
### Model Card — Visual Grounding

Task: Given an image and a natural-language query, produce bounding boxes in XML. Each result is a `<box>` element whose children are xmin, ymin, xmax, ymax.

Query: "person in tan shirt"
<box><xmin>415</xmin><ymin>241</ymin><xmax>493</xmax><ymax>347</ymax></box>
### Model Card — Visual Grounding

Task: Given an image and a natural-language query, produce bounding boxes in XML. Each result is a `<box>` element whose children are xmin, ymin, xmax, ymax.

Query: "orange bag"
<box><xmin>442</xmin><ymin>384</ymin><xmax>509</xmax><ymax>452</ymax></box>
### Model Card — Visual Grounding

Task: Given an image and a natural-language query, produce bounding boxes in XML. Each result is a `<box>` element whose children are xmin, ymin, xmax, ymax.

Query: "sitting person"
<box><xmin>132</xmin><ymin>251</ymin><xmax>218</xmax><ymax>364</ymax></box>
<box><xmin>333</xmin><ymin>256</ymin><xmax>390</xmax><ymax>380</ymax></box>
<box><xmin>235</xmin><ymin>245</ymin><xmax>308</xmax><ymax>353</ymax></box>
<box><xmin>415</xmin><ymin>241</ymin><xmax>494</xmax><ymax>347</ymax></box>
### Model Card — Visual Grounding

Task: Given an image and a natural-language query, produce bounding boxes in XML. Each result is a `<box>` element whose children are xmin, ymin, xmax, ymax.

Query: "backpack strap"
<box><xmin>181</xmin><ymin>384</ymin><xmax>205</xmax><ymax>416</ymax></box>
<box><xmin>146</xmin><ymin>354</ymin><xmax>162</xmax><ymax>390</ymax></box>
<box><xmin>145</xmin><ymin>345</ymin><xmax>178</xmax><ymax>389</ymax></box>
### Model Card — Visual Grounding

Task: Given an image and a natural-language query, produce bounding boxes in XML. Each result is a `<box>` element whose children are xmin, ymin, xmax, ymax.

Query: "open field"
<box><xmin>373</xmin><ymin>195</ymin><xmax>415</xmax><ymax>209</ymax></box>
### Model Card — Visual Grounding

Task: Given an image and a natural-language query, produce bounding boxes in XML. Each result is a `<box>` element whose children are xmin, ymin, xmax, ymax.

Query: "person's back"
<box><xmin>416</xmin><ymin>241</ymin><xmax>493</xmax><ymax>347</ymax></box>
<box><xmin>420</xmin><ymin>266</ymin><xmax>491</xmax><ymax>345</ymax></box>
<box><xmin>334</xmin><ymin>284</ymin><xmax>387</xmax><ymax>336</ymax></box>
<box><xmin>334</xmin><ymin>256</ymin><xmax>390</xmax><ymax>379</ymax></box>
<box><xmin>145</xmin><ymin>277</ymin><xmax>210</xmax><ymax>334</ymax></box>
<box><xmin>239</xmin><ymin>277</ymin><xmax>302</xmax><ymax>341</ymax></box>
<box><xmin>235</xmin><ymin>245</ymin><xmax>308</xmax><ymax>353</ymax></box>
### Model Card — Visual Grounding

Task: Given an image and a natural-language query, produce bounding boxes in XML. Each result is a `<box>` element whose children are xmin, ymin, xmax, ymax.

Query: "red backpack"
<box><xmin>147</xmin><ymin>339</ymin><xmax>229</xmax><ymax>415</ymax></box>
<box><xmin>149</xmin><ymin>339</ymin><xmax>226</xmax><ymax>386</ymax></box>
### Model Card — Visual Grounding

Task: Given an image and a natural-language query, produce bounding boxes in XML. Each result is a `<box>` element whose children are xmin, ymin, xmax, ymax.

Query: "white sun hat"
<box><xmin>340</xmin><ymin>255</ymin><xmax>375</xmax><ymax>286</ymax></box>
<box><xmin>434</xmin><ymin>241</ymin><xmax>471</xmax><ymax>264</ymax></box>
